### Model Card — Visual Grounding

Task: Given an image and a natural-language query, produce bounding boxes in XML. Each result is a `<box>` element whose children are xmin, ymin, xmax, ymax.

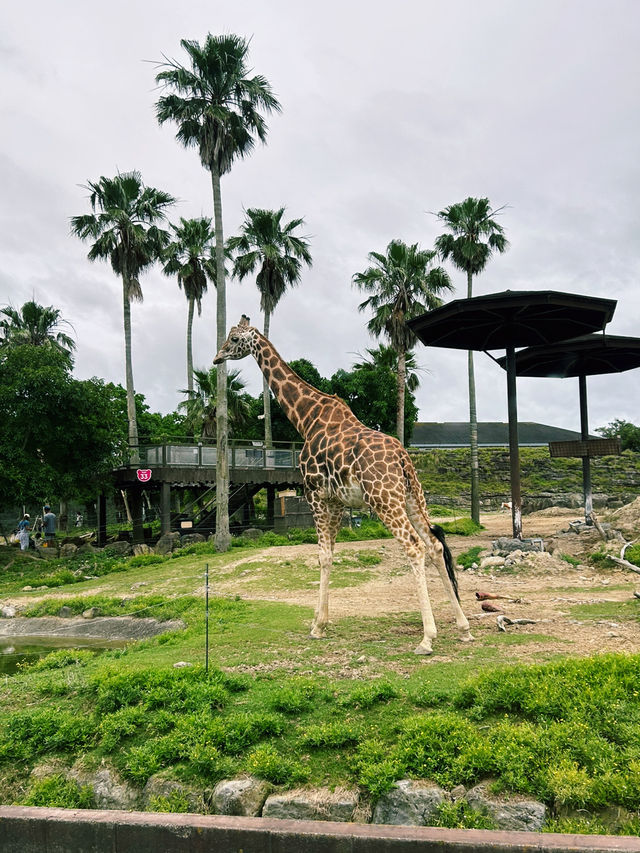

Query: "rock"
<box><xmin>70</xmin><ymin>766</ymin><xmax>139</xmax><ymax>811</ymax></box>
<box><xmin>103</xmin><ymin>540</ymin><xmax>133</xmax><ymax>558</ymax></box>
<box><xmin>465</xmin><ymin>782</ymin><xmax>546</xmax><ymax>831</ymax></box>
<box><xmin>262</xmin><ymin>787</ymin><xmax>359</xmax><ymax>822</ymax></box>
<box><xmin>133</xmin><ymin>544</ymin><xmax>153</xmax><ymax>556</ymax></box>
<box><xmin>450</xmin><ymin>784</ymin><xmax>466</xmax><ymax>801</ymax></box>
<box><xmin>0</xmin><ymin>605</ymin><xmax>16</xmax><ymax>618</ymax></box>
<box><xmin>180</xmin><ymin>533</ymin><xmax>206</xmax><ymax>547</ymax></box>
<box><xmin>22</xmin><ymin>586</ymin><xmax>34</xmax><ymax>592</ymax></box>
<box><xmin>210</xmin><ymin>777</ymin><xmax>271</xmax><ymax>816</ymax></box>
<box><xmin>58</xmin><ymin>606</ymin><xmax>74</xmax><ymax>618</ymax></box>
<box><xmin>173</xmin><ymin>661</ymin><xmax>193</xmax><ymax>668</ymax></box>
<box><xmin>492</xmin><ymin>537</ymin><xmax>543</xmax><ymax>555</ymax></box>
<box><xmin>60</xmin><ymin>543</ymin><xmax>78</xmax><ymax>557</ymax></box>
<box><xmin>77</xmin><ymin>544</ymin><xmax>99</xmax><ymax>555</ymax></box>
<box><xmin>479</xmin><ymin>556</ymin><xmax>505</xmax><ymax>569</ymax></box>
<box><xmin>372</xmin><ymin>780</ymin><xmax>446</xmax><ymax>826</ymax></box>
<box><xmin>155</xmin><ymin>533</ymin><xmax>181</xmax><ymax>555</ymax></box>
<box><xmin>243</xmin><ymin>528</ymin><xmax>264</xmax><ymax>540</ymax></box>
<box><xmin>142</xmin><ymin>775</ymin><xmax>205</xmax><ymax>812</ymax></box>
<box><xmin>82</xmin><ymin>607</ymin><xmax>101</xmax><ymax>619</ymax></box>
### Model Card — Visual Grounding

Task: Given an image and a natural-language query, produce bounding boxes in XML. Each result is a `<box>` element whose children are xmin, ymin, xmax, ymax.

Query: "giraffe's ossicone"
<box><xmin>214</xmin><ymin>316</ymin><xmax>473</xmax><ymax>654</ymax></box>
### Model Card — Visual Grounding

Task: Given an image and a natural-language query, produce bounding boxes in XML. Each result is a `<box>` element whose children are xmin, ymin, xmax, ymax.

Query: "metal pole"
<box><xmin>205</xmin><ymin>563</ymin><xmax>209</xmax><ymax>674</ymax></box>
<box><xmin>579</xmin><ymin>374</ymin><xmax>593</xmax><ymax>523</ymax></box>
<box><xmin>505</xmin><ymin>346</ymin><xmax>522</xmax><ymax>539</ymax></box>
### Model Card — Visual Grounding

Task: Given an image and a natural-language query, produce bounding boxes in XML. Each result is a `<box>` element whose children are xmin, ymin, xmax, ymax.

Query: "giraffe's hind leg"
<box><xmin>373</xmin><ymin>501</ymin><xmax>438</xmax><ymax>654</ymax></box>
<box><xmin>406</xmin><ymin>497</ymin><xmax>474</xmax><ymax>643</ymax></box>
<box><xmin>308</xmin><ymin>496</ymin><xmax>343</xmax><ymax>639</ymax></box>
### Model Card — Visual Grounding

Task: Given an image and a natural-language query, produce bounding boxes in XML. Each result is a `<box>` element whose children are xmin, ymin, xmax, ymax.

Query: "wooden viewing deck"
<box><xmin>107</xmin><ymin>442</ymin><xmax>304</xmax><ymax>543</ymax></box>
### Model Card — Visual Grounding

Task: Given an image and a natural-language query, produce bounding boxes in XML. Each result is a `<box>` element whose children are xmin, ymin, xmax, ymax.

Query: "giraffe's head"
<box><xmin>213</xmin><ymin>315</ymin><xmax>255</xmax><ymax>364</ymax></box>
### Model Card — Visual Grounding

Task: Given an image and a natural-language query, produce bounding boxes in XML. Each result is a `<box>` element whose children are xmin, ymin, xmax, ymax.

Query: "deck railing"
<box><xmin>120</xmin><ymin>440</ymin><xmax>302</xmax><ymax>471</ymax></box>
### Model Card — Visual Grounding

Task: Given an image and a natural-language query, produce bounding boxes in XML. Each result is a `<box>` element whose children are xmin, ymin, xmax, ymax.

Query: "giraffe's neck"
<box><xmin>250</xmin><ymin>332</ymin><xmax>339</xmax><ymax>439</ymax></box>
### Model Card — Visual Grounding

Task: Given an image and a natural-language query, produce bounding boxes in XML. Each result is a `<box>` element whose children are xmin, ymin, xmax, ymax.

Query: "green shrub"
<box><xmin>269</xmin><ymin>679</ymin><xmax>323</xmax><ymax>714</ymax></box>
<box><xmin>147</xmin><ymin>790</ymin><xmax>193</xmax><ymax>813</ymax></box>
<box><xmin>431</xmin><ymin>800</ymin><xmax>497</xmax><ymax>829</ymax></box>
<box><xmin>23</xmin><ymin>775</ymin><xmax>94</xmax><ymax>809</ymax></box>
<box><xmin>0</xmin><ymin>710</ymin><xmax>93</xmax><ymax>764</ymax></box>
<box><xmin>27</xmin><ymin>648</ymin><xmax>96</xmax><ymax>672</ymax></box>
<box><xmin>299</xmin><ymin>721</ymin><xmax>360</xmax><ymax>749</ymax></box>
<box><xmin>439</xmin><ymin>518</ymin><xmax>484</xmax><ymax>536</ymax></box>
<box><xmin>246</xmin><ymin>744</ymin><xmax>308</xmax><ymax>785</ymax></box>
<box><xmin>337</xmin><ymin>681</ymin><xmax>397</xmax><ymax>709</ymax></box>
<box><xmin>99</xmin><ymin>707</ymin><xmax>148</xmax><ymax>752</ymax></box>
<box><xmin>93</xmin><ymin>667</ymin><xmax>231</xmax><ymax>715</ymax></box>
<box><xmin>353</xmin><ymin>739</ymin><xmax>403</xmax><ymax>799</ymax></box>
<box><xmin>455</xmin><ymin>546</ymin><xmax>485</xmax><ymax>570</ymax></box>
<box><xmin>128</xmin><ymin>554</ymin><xmax>165</xmax><ymax>567</ymax></box>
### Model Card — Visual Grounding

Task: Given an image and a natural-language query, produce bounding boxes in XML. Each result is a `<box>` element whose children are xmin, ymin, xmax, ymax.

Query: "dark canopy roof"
<box><xmin>408</xmin><ymin>290</ymin><xmax>617</xmax><ymax>351</ymax></box>
<box><xmin>495</xmin><ymin>333</ymin><xmax>640</xmax><ymax>377</ymax></box>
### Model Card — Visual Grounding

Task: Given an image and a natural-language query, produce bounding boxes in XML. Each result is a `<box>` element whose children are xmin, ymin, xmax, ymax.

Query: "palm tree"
<box><xmin>353</xmin><ymin>240</ymin><xmax>452</xmax><ymax>444</ymax></box>
<box><xmin>155</xmin><ymin>33</ymin><xmax>281</xmax><ymax>551</ymax></box>
<box><xmin>0</xmin><ymin>301</ymin><xmax>75</xmax><ymax>362</ymax></box>
<box><xmin>227</xmin><ymin>207</ymin><xmax>312</xmax><ymax>446</ymax></box>
<box><xmin>354</xmin><ymin>343</ymin><xmax>422</xmax><ymax>394</ymax></box>
<box><xmin>180</xmin><ymin>365</ymin><xmax>250</xmax><ymax>439</ymax></box>
<box><xmin>435</xmin><ymin>197</ymin><xmax>509</xmax><ymax>524</ymax></box>
<box><xmin>70</xmin><ymin>171</ymin><xmax>175</xmax><ymax>459</ymax></box>
<box><xmin>162</xmin><ymin>217</ymin><xmax>216</xmax><ymax>395</ymax></box>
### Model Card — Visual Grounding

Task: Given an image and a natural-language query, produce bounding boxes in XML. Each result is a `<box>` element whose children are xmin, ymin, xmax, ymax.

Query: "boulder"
<box><xmin>60</xmin><ymin>543</ymin><xmax>78</xmax><ymax>558</ymax></box>
<box><xmin>372</xmin><ymin>780</ymin><xmax>446</xmax><ymax>826</ymax></box>
<box><xmin>58</xmin><ymin>606</ymin><xmax>74</xmax><ymax>618</ymax></box>
<box><xmin>262</xmin><ymin>787</ymin><xmax>359</xmax><ymax>822</ymax></box>
<box><xmin>210</xmin><ymin>777</ymin><xmax>271</xmax><ymax>816</ymax></box>
<box><xmin>180</xmin><ymin>533</ymin><xmax>206</xmax><ymax>547</ymax></box>
<box><xmin>103</xmin><ymin>541</ymin><xmax>133</xmax><ymax>558</ymax></box>
<box><xmin>133</xmin><ymin>544</ymin><xmax>154</xmax><ymax>556</ymax></box>
<box><xmin>0</xmin><ymin>604</ymin><xmax>16</xmax><ymax>618</ymax></box>
<box><xmin>155</xmin><ymin>533</ymin><xmax>181</xmax><ymax>555</ymax></box>
<box><xmin>492</xmin><ymin>537</ymin><xmax>543</xmax><ymax>555</ymax></box>
<box><xmin>70</xmin><ymin>766</ymin><xmax>139</xmax><ymax>811</ymax></box>
<box><xmin>82</xmin><ymin>607</ymin><xmax>101</xmax><ymax>619</ymax></box>
<box><xmin>243</xmin><ymin>528</ymin><xmax>264</xmax><ymax>540</ymax></box>
<box><xmin>77</xmin><ymin>544</ymin><xmax>99</xmax><ymax>555</ymax></box>
<box><xmin>464</xmin><ymin>782</ymin><xmax>546</xmax><ymax>831</ymax></box>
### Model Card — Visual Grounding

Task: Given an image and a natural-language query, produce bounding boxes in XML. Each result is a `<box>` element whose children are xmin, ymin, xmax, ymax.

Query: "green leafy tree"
<box><xmin>0</xmin><ymin>347</ymin><xmax>127</xmax><ymax>507</ymax></box>
<box><xmin>596</xmin><ymin>419</ymin><xmax>640</xmax><ymax>452</ymax></box>
<box><xmin>228</xmin><ymin>207</ymin><xmax>312</xmax><ymax>447</ymax></box>
<box><xmin>156</xmin><ymin>33</ymin><xmax>281</xmax><ymax>551</ymax></box>
<box><xmin>353</xmin><ymin>239</ymin><xmax>452</xmax><ymax>444</ymax></box>
<box><xmin>0</xmin><ymin>301</ymin><xmax>76</xmax><ymax>363</ymax></box>
<box><xmin>435</xmin><ymin>197</ymin><xmax>509</xmax><ymax>523</ymax></box>
<box><xmin>70</xmin><ymin>171</ymin><xmax>175</xmax><ymax>459</ymax></box>
<box><xmin>180</xmin><ymin>366</ymin><xmax>251</xmax><ymax>439</ymax></box>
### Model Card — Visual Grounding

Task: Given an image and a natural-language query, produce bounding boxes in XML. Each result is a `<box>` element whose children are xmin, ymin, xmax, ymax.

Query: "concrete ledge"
<box><xmin>2</xmin><ymin>807</ymin><xmax>640</xmax><ymax>853</ymax></box>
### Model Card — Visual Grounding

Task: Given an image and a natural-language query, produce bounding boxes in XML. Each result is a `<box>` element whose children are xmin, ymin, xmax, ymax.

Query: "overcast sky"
<box><xmin>2</xmin><ymin>0</ymin><xmax>639</xmax><ymax>435</ymax></box>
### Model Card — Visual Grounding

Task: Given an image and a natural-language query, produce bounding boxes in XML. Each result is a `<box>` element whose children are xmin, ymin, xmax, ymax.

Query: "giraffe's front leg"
<box><xmin>308</xmin><ymin>496</ymin><xmax>343</xmax><ymax>640</ymax></box>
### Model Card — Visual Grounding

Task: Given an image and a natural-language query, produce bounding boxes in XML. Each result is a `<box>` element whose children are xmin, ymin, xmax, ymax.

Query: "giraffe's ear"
<box><xmin>239</xmin><ymin>315</ymin><xmax>250</xmax><ymax>327</ymax></box>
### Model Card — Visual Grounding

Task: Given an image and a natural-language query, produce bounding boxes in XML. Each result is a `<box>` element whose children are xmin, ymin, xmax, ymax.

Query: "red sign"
<box><xmin>136</xmin><ymin>469</ymin><xmax>152</xmax><ymax>482</ymax></box>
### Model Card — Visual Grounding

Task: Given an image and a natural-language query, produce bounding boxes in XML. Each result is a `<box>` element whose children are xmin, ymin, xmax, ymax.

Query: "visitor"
<box><xmin>43</xmin><ymin>505</ymin><xmax>56</xmax><ymax>545</ymax></box>
<box><xmin>17</xmin><ymin>513</ymin><xmax>30</xmax><ymax>551</ymax></box>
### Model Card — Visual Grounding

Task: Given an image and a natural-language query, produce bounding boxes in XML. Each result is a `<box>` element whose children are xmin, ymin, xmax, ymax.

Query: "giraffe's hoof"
<box><xmin>459</xmin><ymin>632</ymin><xmax>475</xmax><ymax>643</ymax></box>
<box><xmin>413</xmin><ymin>642</ymin><xmax>433</xmax><ymax>656</ymax></box>
<box><xmin>309</xmin><ymin>626</ymin><xmax>326</xmax><ymax>639</ymax></box>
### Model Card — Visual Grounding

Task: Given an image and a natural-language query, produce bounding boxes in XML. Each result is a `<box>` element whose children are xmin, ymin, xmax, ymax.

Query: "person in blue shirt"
<box><xmin>17</xmin><ymin>513</ymin><xmax>31</xmax><ymax>551</ymax></box>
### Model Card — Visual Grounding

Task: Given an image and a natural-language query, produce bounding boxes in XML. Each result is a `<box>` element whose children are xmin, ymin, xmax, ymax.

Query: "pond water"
<box><xmin>0</xmin><ymin>636</ymin><xmax>128</xmax><ymax>676</ymax></box>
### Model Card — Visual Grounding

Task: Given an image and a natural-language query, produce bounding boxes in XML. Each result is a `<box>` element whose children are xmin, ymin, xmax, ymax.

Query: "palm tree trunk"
<box><xmin>467</xmin><ymin>269</ymin><xmax>480</xmax><ymax>524</ymax></box>
<box><xmin>397</xmin><ymin>348</ymin><xmax>406</xmax><ymax>446</ymax></box>
<box><xmin>186</xmin><ymin>297</ymin><xmax>195</xmax><ymax>395</ymax></box>
<box><xmin>211</xmin><ymin>164</ymin><xmax>231</xmax><ymax>551</ymax></box>
<box><xmin>263</xmin><ymin>309</ymin><xmax>273</xmax><ymax>448</ymax></box>
<box><xmin>122</xmin><ymin>273</ymin><xmax>139</xmax><ymax>465</ymax></box>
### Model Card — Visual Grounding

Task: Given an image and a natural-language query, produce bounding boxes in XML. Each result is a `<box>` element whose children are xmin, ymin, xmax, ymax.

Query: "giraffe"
<box><xmin>214</xmin><ymin>316</ymin><xmax>473</xmax><ymax>654</ymax></box>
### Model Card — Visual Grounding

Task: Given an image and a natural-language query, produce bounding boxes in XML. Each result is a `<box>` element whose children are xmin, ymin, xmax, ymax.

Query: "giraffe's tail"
<box><xmin>429</xmin><ymin>524</ymin><xmax>460</xmax><ymax>602</ymax></box>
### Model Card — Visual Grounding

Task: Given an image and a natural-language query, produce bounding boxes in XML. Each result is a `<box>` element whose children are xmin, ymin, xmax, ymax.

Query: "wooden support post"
<box><xmin>97</xmin><ymin>493</ymin><xmax>107</xmax><ymax>547</ymax></box>
<box><xmin>161</xmin><ymin>481</ymin><xmax>171</xmax><ymax>535</ymax></box>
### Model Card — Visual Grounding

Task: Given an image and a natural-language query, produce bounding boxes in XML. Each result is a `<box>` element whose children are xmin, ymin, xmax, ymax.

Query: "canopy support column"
<box><xmin>506</xmin><ymin>345</ymin><xmax>522</xmax><ymax>539</ymax></box>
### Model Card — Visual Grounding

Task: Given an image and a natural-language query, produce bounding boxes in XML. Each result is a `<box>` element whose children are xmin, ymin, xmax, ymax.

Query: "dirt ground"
<box><xmin>213</xmin><ymin>507</ymin><xmax>640</xmax><ymax>663</ymax></box>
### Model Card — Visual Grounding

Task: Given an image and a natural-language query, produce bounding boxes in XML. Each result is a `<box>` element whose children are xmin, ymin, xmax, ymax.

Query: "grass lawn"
<box><xmin>0</xmin><ymin>536</ymin><xmax>639</xmax><ymax>835</ymax></box>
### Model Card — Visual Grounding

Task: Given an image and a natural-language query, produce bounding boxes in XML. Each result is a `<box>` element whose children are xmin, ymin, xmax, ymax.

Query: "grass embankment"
<box><xmin>0</xmin><ymin>528</ymin><xmax>639</xmax><ymax>834</ymax></box>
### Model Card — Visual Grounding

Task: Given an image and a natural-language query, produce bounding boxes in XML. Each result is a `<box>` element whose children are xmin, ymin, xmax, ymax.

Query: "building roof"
<box><xmin>410</xmin><ymin>422</ymin><xmax>592</xmax><ymax>448</ymax></box>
